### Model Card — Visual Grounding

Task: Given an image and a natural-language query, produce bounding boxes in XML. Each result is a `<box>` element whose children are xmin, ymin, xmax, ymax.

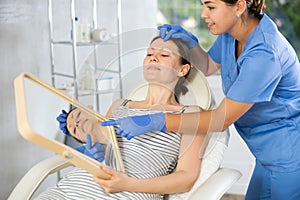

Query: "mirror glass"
<box><xmin>24</xmin><ymin>77</ymin><xmax>71</xmax><ymax>143</ymax></box>
<box><xmin>19</xmin><ymin>74</ymin><xmax>124</xmax><ymax>174</ymax></box>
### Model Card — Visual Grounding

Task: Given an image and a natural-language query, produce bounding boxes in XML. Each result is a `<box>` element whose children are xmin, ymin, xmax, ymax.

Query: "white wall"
<box><xmin>0</xmin><ymin>0</ymin><xmax>157</xmax><ymax>199</ymax></box>
<box><xmin>0</xmin><ymin>1</ymin><xmax>54</xmax><ymax>199</ymax></box>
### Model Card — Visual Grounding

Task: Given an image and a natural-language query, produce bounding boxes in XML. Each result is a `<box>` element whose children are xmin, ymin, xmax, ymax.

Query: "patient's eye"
<box><xmin>160</xmin><ymin>49</ymin><xmax>171</xmax><ymax>57</ymax></box>
<box><xmin>73</xmin><ymin>127</ymin><xmax>77</xmax><ymax>135</ymax></box>
<box><xmin>73</xmin><ymin>110</ymin><xmax>81</xmax><ymax>122</ymax></box>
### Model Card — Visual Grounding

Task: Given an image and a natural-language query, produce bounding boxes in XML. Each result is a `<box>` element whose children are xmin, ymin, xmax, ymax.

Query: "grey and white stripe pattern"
<box><xmin>35</xmin><ymin>105</ymin><xmax>182</xmax><ymax>200</ymax></box>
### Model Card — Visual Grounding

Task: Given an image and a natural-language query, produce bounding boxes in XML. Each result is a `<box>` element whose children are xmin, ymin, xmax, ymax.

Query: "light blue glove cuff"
<box><xmin>130</xmin><ymin>112</ymin><xmax>166</xmax><ymax>132</ymax></box>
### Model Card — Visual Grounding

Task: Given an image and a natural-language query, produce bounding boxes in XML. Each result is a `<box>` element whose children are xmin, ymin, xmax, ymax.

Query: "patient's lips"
<box><xmin>147</xmin><ymin>65</ymin><xmax>161</xmax><ymax>70</ymax></box>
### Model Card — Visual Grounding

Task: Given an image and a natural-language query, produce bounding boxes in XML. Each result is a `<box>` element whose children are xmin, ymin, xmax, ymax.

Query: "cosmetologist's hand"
<box><xmin>101</xmin><ymin>112</ymin><xmax>166</xmax><ymax>140</ymax></box>
<box><xmin>158</xmin><ymin>24</ymin><xmax>198</xmax><ymax>49</ymax></box>
<box><xmin>83</xmin><ymin>134</ymin><xmax>105</xmax><ymax>162</ymax></box>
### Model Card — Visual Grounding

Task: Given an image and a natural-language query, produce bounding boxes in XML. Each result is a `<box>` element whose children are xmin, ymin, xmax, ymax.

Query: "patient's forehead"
<box><xmin>150</xmin><ymin>38</ymin><xmax>179</xmax><ymax>55</ymax></box>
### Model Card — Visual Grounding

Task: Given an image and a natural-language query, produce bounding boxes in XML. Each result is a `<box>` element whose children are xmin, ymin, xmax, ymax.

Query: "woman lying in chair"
<box><xmin>35</xmin><ymin>36</ymin><xmax>206</xmax><ymax>200</ymax></box>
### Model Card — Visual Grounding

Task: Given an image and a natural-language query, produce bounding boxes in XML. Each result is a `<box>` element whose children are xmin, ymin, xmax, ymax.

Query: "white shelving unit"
<box><xmin>48</xmin><ymin>0</ymin><xmax>123</xmax><ymax>112</ymax></box>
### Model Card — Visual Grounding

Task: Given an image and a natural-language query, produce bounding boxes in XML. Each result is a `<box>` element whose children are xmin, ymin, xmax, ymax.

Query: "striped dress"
<box><xmin>35</xmin><ymin>102</ymin><xmax>184</xmax><ymax>200</ymax></box>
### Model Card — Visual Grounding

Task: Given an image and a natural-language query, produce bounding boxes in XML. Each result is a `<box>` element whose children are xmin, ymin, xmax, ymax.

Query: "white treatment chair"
<box><xmin>9</xmin><ymin>68</ymin><xmax>241</xmax><ymax>200</ymax></box>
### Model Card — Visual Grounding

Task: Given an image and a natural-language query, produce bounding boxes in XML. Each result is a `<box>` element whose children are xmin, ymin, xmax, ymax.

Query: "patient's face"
<box><xmin>143</xmin><ymin>38</ymin><xmax>186</xmax><ymax>85</ymax></box>
<box><xmin>66</xmin><ymin>107</ymin><xmax>99</xmax><ymax>142</ymax></box>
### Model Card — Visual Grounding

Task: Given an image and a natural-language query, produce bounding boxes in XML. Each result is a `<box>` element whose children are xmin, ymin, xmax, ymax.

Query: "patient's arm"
<box><xmin>105</xmin><ymin>99</ymin><xmax>126</xmax><ymax>117</ymax></box>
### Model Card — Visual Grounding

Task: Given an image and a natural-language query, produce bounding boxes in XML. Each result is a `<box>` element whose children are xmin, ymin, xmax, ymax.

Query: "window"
<box><xmin>265</xmin><ymin>0</ymin><xmax>300</xmax><ymax>57</ymax></box>
<box><xmin>157</xmin><ymin>0</ymin><xmax>216</xmax><ymax>50</ymax></box>
<box><xmin>157</xmin><ymin>0</ymin><xmax>300</xmax><ymax>57</ymax></box>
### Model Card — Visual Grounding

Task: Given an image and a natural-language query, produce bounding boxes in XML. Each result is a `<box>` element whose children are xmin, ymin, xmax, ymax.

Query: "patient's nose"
<box><xmin>150</xmin><ymin>56</ymin><xmax>158</xmax><ymax>63</ymax></box>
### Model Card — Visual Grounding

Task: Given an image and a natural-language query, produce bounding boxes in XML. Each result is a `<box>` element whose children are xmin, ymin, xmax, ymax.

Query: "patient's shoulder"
<box><xmin>109</xmin><ymin>99</ymin><xmax>127</xmax><ymax>113</ymax></box>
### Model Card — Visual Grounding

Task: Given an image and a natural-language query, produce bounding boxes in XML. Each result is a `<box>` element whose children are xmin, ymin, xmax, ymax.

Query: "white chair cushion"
<box><xmin>168</xmin><ymin>130</ymin><xmax>229</xmax><ymax>200</ymax></box>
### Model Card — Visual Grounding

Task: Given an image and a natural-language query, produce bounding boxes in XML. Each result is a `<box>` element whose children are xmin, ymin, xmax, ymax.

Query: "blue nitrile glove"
<box><xmin>76</xmin><ymin>134</ymin><xmax>105</xmax><ymax>162</ymax></box>
<box><xmin>158</xmin><ymin>24</ymin><xmax>198</xmax><ymax>49</ymax></box>
<box><xmin>101</xmin><ymin>112</ymin><xmax>166</xmax><ymax>140</ymax></box>
<box><xmin>56</xmin><ymin>110</ymin><xmax>70</xmax><ymax>136</ymax></box>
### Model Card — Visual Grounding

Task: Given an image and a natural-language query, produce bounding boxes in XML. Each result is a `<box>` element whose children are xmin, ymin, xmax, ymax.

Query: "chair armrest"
<box><xmin>189</xmin><ymin>168</ymin><xmax>242</xmax><ymax>200</ymax></box>
<box><xmin>8</xmin><ymin>155</ymin><xmax>72</xmax><ymax>200</ymax></box>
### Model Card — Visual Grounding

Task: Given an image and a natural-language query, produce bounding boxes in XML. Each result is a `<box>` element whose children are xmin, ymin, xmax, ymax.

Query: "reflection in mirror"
<box><xmin>14</xmin><ymin>73</ymin><xmax>124</xmax><ymax>177</ymax></box>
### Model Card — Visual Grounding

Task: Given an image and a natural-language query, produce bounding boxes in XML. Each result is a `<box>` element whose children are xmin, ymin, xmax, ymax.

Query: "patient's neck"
<box><xmin>127</xmin><ymin>84</ymin><xmax>182</xmax><ymax>111</ymax></box>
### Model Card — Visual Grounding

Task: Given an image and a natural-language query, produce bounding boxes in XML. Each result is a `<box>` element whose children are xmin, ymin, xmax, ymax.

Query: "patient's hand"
<box><xmin>94</xmin><ymin>166</ymin><xmax>135</xmax><ymax>193</ymax></box>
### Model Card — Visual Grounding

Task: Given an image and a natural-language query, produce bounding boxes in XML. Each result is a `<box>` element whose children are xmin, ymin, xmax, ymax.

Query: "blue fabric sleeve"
<box><xmin>208</xmin><ymin>35</ymin><xmax>222</xmax><ymax>64</ymax></box>
<box><xmin>227</xmin><ymin>48</ymin><xmax>282</xmax><ymax>103</ymax></box>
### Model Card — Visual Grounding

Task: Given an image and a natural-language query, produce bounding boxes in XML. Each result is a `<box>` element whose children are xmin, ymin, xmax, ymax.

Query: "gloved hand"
<box><xmin>76</xmin><ymin>134</ymin><xmax>105</xmax><ymax>162</ymax></box>
<box><xmin>56</xmin><ymin>109</ymin><xmax>70</xmax><ymax>136</ymax></box>
<box><xmin>101</xmin><ymin>112</ymin><xmax>166</xmax><ymax>140</ymax></box>
<box><xmin>158</xmin><ymin>24</ymin><xmax>198</xmax><ymax>49</ymax></box>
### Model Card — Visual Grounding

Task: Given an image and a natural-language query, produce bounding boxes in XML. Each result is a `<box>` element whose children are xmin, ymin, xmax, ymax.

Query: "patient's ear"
<box><xmin>178</xmin><ymin>64</ymin><xmax>191</xmax><ymax>77</ymax></box>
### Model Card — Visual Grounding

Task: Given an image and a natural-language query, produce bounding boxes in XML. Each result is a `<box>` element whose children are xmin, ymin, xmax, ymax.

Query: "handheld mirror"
<box><xmin>14</xmin><ymin>72</ymin><xmax>124</xmax><ymax>178</ymax></box>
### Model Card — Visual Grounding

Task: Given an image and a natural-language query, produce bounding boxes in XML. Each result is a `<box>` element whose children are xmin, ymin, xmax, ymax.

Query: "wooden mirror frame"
<box><xmin>14</xmin><ymin>72</ymin><xmax>124</xmax><ymax>178</ymax></box>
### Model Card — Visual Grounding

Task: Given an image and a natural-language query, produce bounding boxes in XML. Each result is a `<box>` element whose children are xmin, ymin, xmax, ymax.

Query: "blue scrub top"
<box><xmin>208</xmin><ymin>14</ymin><xmax>300</xmax><ymax>172</ymax></box>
